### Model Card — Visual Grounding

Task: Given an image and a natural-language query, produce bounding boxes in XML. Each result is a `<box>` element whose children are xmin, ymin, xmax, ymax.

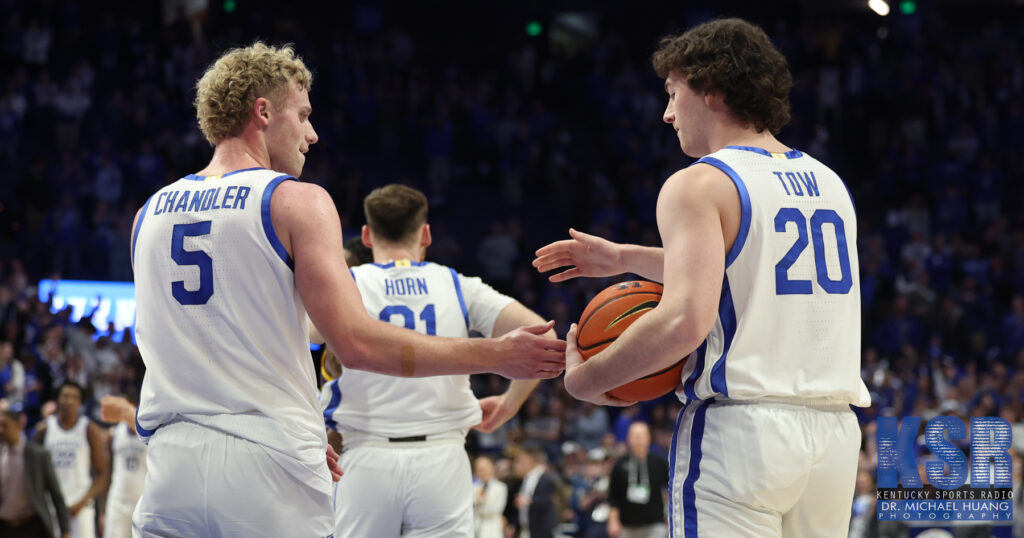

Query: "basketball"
<box><xmin>576</xmin><ymin>281</ymin><xmax>687</xmax><ymax>402</ymax></box>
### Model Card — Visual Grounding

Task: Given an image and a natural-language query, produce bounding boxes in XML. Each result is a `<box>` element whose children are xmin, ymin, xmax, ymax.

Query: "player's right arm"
<box><xmin>532</xmin><ymin>228</ymin><xmax>665</xmax><ymax>283</ymax></box>
<box><xmin>274</xmin><ymin>181</ymin><xmax>566</xmax><ymax>379</ymax></box>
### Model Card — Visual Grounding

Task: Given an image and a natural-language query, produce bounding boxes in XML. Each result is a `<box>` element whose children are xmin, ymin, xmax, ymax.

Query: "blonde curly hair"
<box><xmin>194</xmin><ymin>42</ymin><xmax>313</xmax><ymax>145</ymax></box>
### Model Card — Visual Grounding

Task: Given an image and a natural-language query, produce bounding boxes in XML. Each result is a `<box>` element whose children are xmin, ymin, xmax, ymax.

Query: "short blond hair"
<box><xmin>194</xmin><ymin>42</ymin><xmax>312</xmax><ymax>145</ymax></box>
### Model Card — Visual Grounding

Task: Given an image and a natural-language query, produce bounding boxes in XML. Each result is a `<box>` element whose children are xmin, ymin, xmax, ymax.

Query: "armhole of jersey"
<box><xmin>323</xmin><ymin>380</ymin><xmax>343</xmax><ymax>431</ymax></box>
<box><xmin>131</xmin><ymin>194</ymin><xmax>155</xmax><ymax>269</ymax></box>
<box><xmin>841</xmin><ymin>178</ymin><xmax>858</xmax><ymax>217</ymax></box>
<box><xmin>261</xmin><ymin>175</ymin><xmax>296</xmax><ymax>270</ymax></box>
<box><xmin>448</xmin><ymin>267</ymin><xmax>470</xmax><ymax>330</ymax></box>
<box><xmin>134</xmin><ymin>405</ymin><xmax>156</xmax><ymax>439</ymax></box>
<box><xmin>696</xmin><ymin>156</ymin><xmax>751</xmax><ymax>269</ymax></box>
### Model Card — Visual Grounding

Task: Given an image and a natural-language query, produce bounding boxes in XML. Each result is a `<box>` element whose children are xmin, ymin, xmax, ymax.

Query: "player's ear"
<box><xmin>253</xmin><ymin>97</ymin><xmax>271</xmax><ymax>128</ymax></box>
<box><xmin>704</xmin><ymin>90</ymin><xmax>727</xmax><ymax>113</ymax></box>
<box><xmin>361</xmin><ymin>225</ymin><xmax>373</xmax><ymax>248</ymax></box>
<box><xmin>420</xmin><ymin>224</ymin><xmax>432</xmax><ymax>249</ymax></box>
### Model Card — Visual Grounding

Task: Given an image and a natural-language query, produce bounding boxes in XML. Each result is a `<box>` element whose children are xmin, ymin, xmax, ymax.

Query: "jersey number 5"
<box><xmin>379</xmin><ymin>304</ymin><xmax>436</xmax><ymax>335</ymax></box>
<box><xmin>774</xmin><ymin>208</ymin><xmax>852</xmax><ymax>295</ymax></box>
<box><xmin>171</xmin><ymin>221</ymin><xmax>214</xmax><ymax>305</ymax></box>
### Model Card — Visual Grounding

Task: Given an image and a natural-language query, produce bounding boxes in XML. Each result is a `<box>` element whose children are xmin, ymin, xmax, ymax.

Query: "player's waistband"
<box><xmin>341</xmin><ymin>430</ymin><xmax>465</xmax><ymax>448</ymax></box>
<box><xmin>698</xmin><ymin>396</ymin><xmax>852</xmax><ymax>411</ymax></box>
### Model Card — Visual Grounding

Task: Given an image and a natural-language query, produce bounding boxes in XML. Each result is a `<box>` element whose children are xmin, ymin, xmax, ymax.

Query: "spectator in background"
<box><xmin>473</xmin><ymin>455</ymin><xmax>508</xmax><ymax>538</ymax></box>
<box><xmin>0</xmin><ymin>340</ymin><xmax>25</xmax><ymax>406</ymax></box>
<box><xmin>514</xmin><ymin>445</ymin><xmax>560</xmax><ymax>538</ymax></box>
<box><xmin>606</xmin><ymin>422</ymin><xmax>668</xmax><ymax>538</ymax></box>
<box><xmin>0</xmin><ymin>408</ymin><xmax>70</xmax><ymax>538</ymax></box>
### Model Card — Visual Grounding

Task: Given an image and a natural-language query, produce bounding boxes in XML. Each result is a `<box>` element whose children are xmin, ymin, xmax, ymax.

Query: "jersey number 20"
<box><xmin>774</xmin><ymin>208</ymin><xmax>852</xmax><ymax>295</ymax></box>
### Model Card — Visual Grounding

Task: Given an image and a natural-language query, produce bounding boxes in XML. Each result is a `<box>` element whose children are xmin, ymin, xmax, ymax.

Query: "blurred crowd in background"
<box><xmin>1</xmin><ymin>0</ymin><xmax>1024</xmax><ymax>535</ymax></box>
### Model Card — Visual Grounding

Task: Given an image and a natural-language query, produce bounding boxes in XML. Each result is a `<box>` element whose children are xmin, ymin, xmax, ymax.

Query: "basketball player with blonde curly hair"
<box><xmin>130</xmin><ymin>42</ymin><xmax>564</xmax><ymax>537</ymax></box>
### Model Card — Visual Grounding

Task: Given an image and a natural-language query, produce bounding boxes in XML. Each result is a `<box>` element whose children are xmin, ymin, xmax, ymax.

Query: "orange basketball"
<box><xmin>576</xmin><ymin>281</ymin><xmax>686</xmax><ymax>402</ymax></box>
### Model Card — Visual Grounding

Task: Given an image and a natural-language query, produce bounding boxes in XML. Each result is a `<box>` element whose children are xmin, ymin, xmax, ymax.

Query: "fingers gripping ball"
<box><xmin>576</xmin><ymin>281</ymin><xmax>687</xmax><ymax>401</ymax></box>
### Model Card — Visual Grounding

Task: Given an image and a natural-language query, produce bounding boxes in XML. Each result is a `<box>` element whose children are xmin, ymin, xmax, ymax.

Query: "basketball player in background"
<box><xmin>33</xmin><ymin>381</ymin><xmax>110</xmax><ymax>538</ymax></box>
<box><xmin>98</xmin><ymin>396</ymin><xmax>145</xmax><ymax>538</ymax></box>
<box><xmin>316</xmin><ymin>184</ymin><xmax>550</xmax><ymax>537</ymax></box>
<box><xmin>534</xmin><ymin>18</ymin><xmax>869</xmax><ymax>537</ymax></box>
<box><xmin>130</xmin><ymin>42</ymin><xmax>564</xmax><ymax>537</ymax></box>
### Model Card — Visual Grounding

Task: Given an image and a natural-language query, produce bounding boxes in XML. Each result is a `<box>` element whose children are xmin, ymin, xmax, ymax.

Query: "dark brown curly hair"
<box><xmin>652</xmin><ymin>18</ymin><xmax>792</xmax><ymax>134</ymax></box>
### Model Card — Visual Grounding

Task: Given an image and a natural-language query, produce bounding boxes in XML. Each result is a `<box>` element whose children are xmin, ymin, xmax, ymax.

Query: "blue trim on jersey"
<box><xmin>449</xmin><ymin>267</ymin><xmax>470</xmax><ymax>329</ymax></box>
<box><xmin>371</xmin><ymin>260</ymin><xmax>430</xmax><ymax>269</ymax></box>
<box><xmin>222</xmin><ymin>167</ymin><xmax>266</xmax><ymax>177</ymax></box>
<box><xmin>261</xmin><ymin>175</ymin><xmax>295</xmax><ymax>269</ymax></box>
<box><xmin>668</xmin><ymin>400</ymin><xmax>690</xmax><ymax>538</ymax></box>
<box><xmin>131</xmin><ymin>195</ymin><xmax>154</xmax><ymax>268</ymax></box>
<box><xmin>349</xmin><ymin>268</ymin><xmax>356</xmax><ymax>282</ymax></box>
<box><xmin>841</xmin><ymin>178</ymin><xmax>858</xmax><ymax>216</ymax></box>
<box><xmin>183</xmin><ymin>167</ymin><xmax>267</xmax><ymax>181</ymax></box>
<box><xmin>683</xmin><ymin>399</ymin><xmax>713</xmax><ymax>537</ymax></box>
<box><xmin>725</xmin><ymin>145</ymin><xmax>804</xmax><ymax>159</ymax></box>
<box><xmin>697</xmin><ymin>156</ymin><xmax>750</xmax><ymax>269</ymax></box>
<box><xmin>709</xmin><ymin>276</ymin><xmax>736</xmax><ymax>397</ymax></box>
<box><xmin>135</xmin><ymin>406</ymin><xmax>156</xmax><ymax>438</ymax></box>
<box><xmin>323</xmin><ymin>379</ymin><xmax>343</xmax><ymax>431</ymax></box>
<box><xmin>682</xmin><ymin>341</ymin><xmax>707</xmax><ymax>401</ymax></box>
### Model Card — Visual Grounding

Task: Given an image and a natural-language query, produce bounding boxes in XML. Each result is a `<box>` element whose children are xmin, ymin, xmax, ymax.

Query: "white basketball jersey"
<box><xmin>133</xmin><ymin>168</ymin><xmax>327</xmax><ymax>484</ymax></box>
<box><xmin>321</xmin><ymin>260</ymin><xmax>513</xmax><ymax>437</ymax></box>
<box><xmin>108</xmin><ymin>422</ymin><xmax>147</xmax><ymax>505</ymax></box>
<box><xmin>678</xmin><ymin>146</ymin><xmax>870</xmax><ymax>406</ymax></box>
<box><xmin>44</xmin><ymin>415</ymin><xmax>92</xmax><ymax>505</ymax></box>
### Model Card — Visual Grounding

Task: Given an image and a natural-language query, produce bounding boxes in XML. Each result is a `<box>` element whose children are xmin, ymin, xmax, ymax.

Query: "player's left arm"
<box><xmin>563</xmin><ymin>165</ymin><xmax>730</xmax><ymax>403</ymax></box>
<box><xmin>77</xmin><ymin>421</ymin><xmax>111</xmax><ymax>513</ymax></box>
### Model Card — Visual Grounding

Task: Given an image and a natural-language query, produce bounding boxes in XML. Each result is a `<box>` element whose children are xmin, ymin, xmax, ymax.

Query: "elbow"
<box><xmin>662</xmin><ymin>310</ymin><xmax>715</xmax><ymax>356</ymax></box>
<box><xmin>334</xmin><ymin>336</ymin><xmax>373</xmax><ymax>372</ymax></box>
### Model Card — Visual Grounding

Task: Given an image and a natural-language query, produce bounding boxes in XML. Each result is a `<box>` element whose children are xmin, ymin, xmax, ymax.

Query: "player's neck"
<box><xmin>373</xmin><ymin>246</ymin><xmax>423</xmax><ymax>264</ymax></box>
<box><xmin>196</xmin><ymin>136</ymin><xmax>270</xmax><ymax>177</ymax></box>
<box><xmin>706</xmin><ymin>121</ymin><xmax>790</xmax><ymax>155</ymax></box>
<box><xmin>57</xmin><ymin>413</ymin><xmax>79</xmax><ymax>430</ymax></box>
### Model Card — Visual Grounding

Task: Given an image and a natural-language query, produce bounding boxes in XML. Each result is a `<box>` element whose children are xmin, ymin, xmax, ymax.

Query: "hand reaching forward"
<box><xmin>494</xmin><ymin>321</ymin><xmax>566</xmax><ymax>379</ymax></box>
<box><xmin>533</xmin><ymin>228</ymin><xmax>624</xmax><ymax>282</ymax></box>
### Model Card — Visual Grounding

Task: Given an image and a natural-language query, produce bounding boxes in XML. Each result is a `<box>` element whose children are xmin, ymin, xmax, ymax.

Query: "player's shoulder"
<box><xmin>270</xmin><ymin>179</ymin><xmax>335</xmax><ymax>221</ymax></box>
<box><xmin>660</xmin><ymin>162</ymin><xmax>734</xmax><ymax>204</ymax></box>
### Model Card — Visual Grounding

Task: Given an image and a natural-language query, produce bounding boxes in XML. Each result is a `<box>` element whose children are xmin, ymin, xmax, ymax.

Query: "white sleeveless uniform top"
<box><xmin>108</xmin><ymin>422</ymin><xmax>147</xmax><ymax>505</ymax></box>
<box><xmin>43</xmin><ymin>415</ymin><xmax>92</xmax><ymax>505</ymax></box>
<box><xmin>678</xmin><ymin>146</ymin><xmax>870</xmax><ymax>406</ymax></box>
<box><xmin>320</xmin><ymin>260</ymin><xmax>513</xmax><ymax>437</ymax></box>
<box><xmin>133</xmin><ymin>168</ymin><xmax>327</xmax><ymax>484</ymax></box>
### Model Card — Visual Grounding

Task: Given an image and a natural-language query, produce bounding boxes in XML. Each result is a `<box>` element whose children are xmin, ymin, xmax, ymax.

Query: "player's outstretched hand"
<box><xmin>475</xmin><ymin>395</ymin><xmax>515</xmax><ymax>433</ymax></box>
<box><xmin>326</xmin><ymin>445</ymin><xmax>343</xmax><ymax>482</ymax></box>
<box><xmin>100</xmin><ymin>395</ymin><xmax>135</xmax><ymax>423</ymax></box>
<box><xmin>495</xmin><ymin>320</ymin><xmax>566</xmax><ymax>379</ymax></box>
<box><xmin>533</xmin><ymin>228</ymin><xmax>624</xmax><ymax>282</ymax></box>
<box><xmin>563</xmin><ymin>323</ymin><xmax>634</xmax><ymax>407</ymax></box>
